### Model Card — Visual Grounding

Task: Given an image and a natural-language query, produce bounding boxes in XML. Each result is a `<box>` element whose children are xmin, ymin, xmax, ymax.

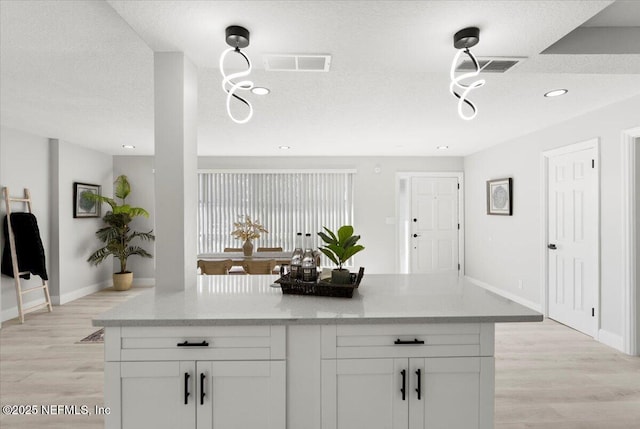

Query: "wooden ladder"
<box><xmin>2</xmin><ymin>187</ymin><xmax>53</xmax><ymax>323</ymax></box>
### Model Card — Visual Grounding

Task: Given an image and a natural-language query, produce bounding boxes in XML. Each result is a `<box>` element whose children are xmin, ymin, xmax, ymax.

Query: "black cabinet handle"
<box><xmin>415</xmin><ymin>369</ymin><xmax>421</xmax><ymax>400</ymax></box>
<box><xmin>184</xmin><ymin>372</ymin><xmax>190</xmax><ymax>405</ymax></box>
<box><xmin>394</xmin><ymin>338</ymin><xmax>425</xmax><ymax>345</ymax></box>
<box><xmin>548</xmin><ymin>244</ymin><xmax>557</xmax><ymax>250</ymax></box>
<box><xmin>200</xmin><ymin>373</ymin><xmax>206</xmax><ymax>405</ymax></box>
<box><xmin>413</xmin><ymin>234</ymin><xmax>420</xmax><ymax>238</ymax></box>
<box><xmin>177</xmin><ymin>340</ymin><xmax>209</xmax><ymax>347</ymax></box>
<box><xmin>400</xmin><ymin>369</ymin><xmax>406</xmax><ymax>401</ymax></box>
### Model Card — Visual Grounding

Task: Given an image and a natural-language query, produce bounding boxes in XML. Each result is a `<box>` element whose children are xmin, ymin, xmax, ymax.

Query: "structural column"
<box><xmin>153</xmin><ymin>52</ymin><xmax>197</xmax><ymax>292</ymax></box>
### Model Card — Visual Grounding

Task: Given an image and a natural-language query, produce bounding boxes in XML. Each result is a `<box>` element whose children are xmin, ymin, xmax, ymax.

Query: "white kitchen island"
<box><xmin>94</xmin><ymin>273</ymin><xmax>542</xmax><ymax>429</ymax></box>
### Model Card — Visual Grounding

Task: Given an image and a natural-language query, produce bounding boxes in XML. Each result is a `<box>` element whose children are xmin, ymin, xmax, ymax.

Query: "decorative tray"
<box><xmin>275</xmin><ymin>267</ymin><xmax>365</xmax><ymax>298</ymax></box>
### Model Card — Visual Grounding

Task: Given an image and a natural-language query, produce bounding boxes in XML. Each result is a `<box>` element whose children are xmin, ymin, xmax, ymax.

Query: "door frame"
<box><xmin>395</xmin><ymin>172</ymin><xmax>464</xmax><ymax>275</ymax></box>
<box><xmin>622</xmin><ymin>126</ymin><xmax>640</xmax><ymax>355</ymax></box>
<box><xmin>540</xmin><ymin>138</ymin><xmax>600</xmax><ymax>337</ymax></box>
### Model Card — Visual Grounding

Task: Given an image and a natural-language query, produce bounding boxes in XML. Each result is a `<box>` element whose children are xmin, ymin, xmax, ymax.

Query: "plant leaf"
<box><xmin>322</xmin><ymin>226</ymin><xmax>337</xmax><ymax>242</ymax></box>
<box><xmin>130</xmin><ymin>231</ymin><xmax>155</xmax><ymax>241</ymax></box>
<box><xmin>341</xmin><ymin>245</ymin><xmax>365</xmax><ymax>262</ymax></box>
<box><xmin>114</xmin><ymin>175</ymin><xmax>131</xmax><ymax>201</ymax></box>
<box><xmin>317</xmin><ymin>232</ymin><xmax>336</xmax><ymax>245</ymax></box>
<box><xmin>343</xmin><ymin>235</ymin><xmax>360</xmax><ymax>248</ymax></box>
<box><xmin>337</xmin><ymin>225</ymin><xmax>354</xmax><ymax>243</ymax></box>
<box><xmin>319</xmin><ymin>248</ymin><xmax>339</xmax><ymax>266</ymax></box>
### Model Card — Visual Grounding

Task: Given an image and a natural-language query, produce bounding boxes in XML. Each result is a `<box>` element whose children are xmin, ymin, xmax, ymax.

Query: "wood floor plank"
<box><xmin>1</xmin><ymin>289</ymin><xmax>639</xmax><ymax>428</ymax></box>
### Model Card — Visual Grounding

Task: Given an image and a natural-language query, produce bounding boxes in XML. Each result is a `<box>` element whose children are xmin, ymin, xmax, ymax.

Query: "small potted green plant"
<box><xmin>86</xmin><ymin>175</ymin><xmax>155</xmax><ymax>291</ymax></box>
<box><xmin>317</xmin><ymin>225</ymin><xmax>364</xmax><ymax>284</ymax></box>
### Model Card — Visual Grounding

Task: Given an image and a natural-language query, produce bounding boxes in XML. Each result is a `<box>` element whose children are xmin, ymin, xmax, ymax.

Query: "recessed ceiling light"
<box><xmin>251</xmin><ymin>87</ymin><xmax>270</xmax><ymax>95</ymax></box>
<box><xmin>437</xmin><ymin>145</ymin><xmax>449</xmax><ymax>150</ymax></box>
<box><xmin>279</xmin><ymin>145</ymin><xmax>290</xmax><ymax>150</ymax></box>
<box><xmin>544</xmin><ymin>89</ymin><xmax>568</xmax><ymax>98</ymax></box>
<box><xmin>122</xmin><ymin>145</ymin><xmax>135</xmax><ymax>149</ymax></box>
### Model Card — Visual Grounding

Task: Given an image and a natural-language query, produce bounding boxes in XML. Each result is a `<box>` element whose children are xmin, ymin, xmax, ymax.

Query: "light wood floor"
<box><xmin>1</xmin><ymin>288</ymin><xmax>639</xmax><ymax>429</ymax></box>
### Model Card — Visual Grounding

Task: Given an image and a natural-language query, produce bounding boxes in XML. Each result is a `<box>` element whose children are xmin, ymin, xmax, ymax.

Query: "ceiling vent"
<box><xmin>263</xmin><ymin>54</ymin><xmax>331</xmax><ymax>72</ymax></box>
<box><xmin>455</xmin><ymin>57</ymin><xmax>525</xmax><ymax>73</ymax></box>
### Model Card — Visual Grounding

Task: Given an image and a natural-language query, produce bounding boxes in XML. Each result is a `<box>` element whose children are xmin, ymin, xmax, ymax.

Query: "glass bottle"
<box><xmin>301</xmin><ymin>233</ymin><xmax>318</xmax><ymax>282</ymax></box>
<box><xmin>289</xmin><ymin>233</ymin><xmax>303</xmax><ymax>280</ymax></box>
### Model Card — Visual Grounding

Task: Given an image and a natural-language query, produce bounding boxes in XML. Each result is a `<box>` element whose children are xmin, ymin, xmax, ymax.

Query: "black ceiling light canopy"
<box><xmin>225</xmin><ymin>25</ymin><xmax>250</xmax><ymax>49</ymax></box>
<box><xmin>453</xmin><ymin>27</ymin><xmax>480</xmax><ymax>50</ymax></box>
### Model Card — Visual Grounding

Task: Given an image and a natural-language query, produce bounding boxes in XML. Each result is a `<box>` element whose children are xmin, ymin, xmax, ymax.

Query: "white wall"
<box><xmin>0</xmin><ymin>128</ymin><xmax>50</xmax><ymax>321</ymax></box>
<box><xmin>115</xmin><ymin>156</ymin><xmax>463</xmax><ymax>274</ymax></box>
<box><xmin>464</xmin><ymin>95</ymin><xmax>640</xmax><ymax>346</ymax></box>
<box><xmin>198</xmin><ymin>156</ymin><xmax>464</xmax><ymax>273</ymax></box>
<box><xmin>50</xmin><ymin>139</ymin><xmax>113</xmax><ymax>305</ymax></box>
<box><xmin>113</xmin><ymin>155</ymin><xmax>155</xmax><ymax>282</ymax></box>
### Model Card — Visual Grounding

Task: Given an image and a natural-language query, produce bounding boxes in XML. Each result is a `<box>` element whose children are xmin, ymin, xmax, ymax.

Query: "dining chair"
<box><xmin>224</xmin><ymin>247</ymin><xmax>242</xmax><ymax>252</ymax></box>
<box><xmin>256</xmin><ymin>247</ymin><xmax>283</xmax><ymax>252</ymax></box>
<box><xmin>242</xmin><ymin>259</ymin><xmax>277</xmax><ymax>274</ymax></box>
<box><xmin>198</xmin><ymin>259</ymin><xmax>233</xmax><ymax>275</ymax></box>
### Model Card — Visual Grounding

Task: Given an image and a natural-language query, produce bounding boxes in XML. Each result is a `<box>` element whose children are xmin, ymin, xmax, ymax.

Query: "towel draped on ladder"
<box><xmin>1</xmin><ymin>213</ymin><xmax>48</xmax><ymax>280</ymax></box>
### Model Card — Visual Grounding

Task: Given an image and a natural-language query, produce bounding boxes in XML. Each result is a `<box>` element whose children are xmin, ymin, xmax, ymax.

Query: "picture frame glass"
<box><xmin>74</xmin><ymin>183</ymin><xmax>101</xmax><ymax>218</ymax></box>
<box><xmin>487</xmin><ymin>178</ymin><xmax>512</xmax><ymax>215</ymax></box>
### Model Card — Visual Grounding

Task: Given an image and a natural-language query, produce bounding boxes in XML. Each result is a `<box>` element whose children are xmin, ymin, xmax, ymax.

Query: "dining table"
<box><xmin>197</xmin><ymin>251</ymin><xmax>292</xmax><ymax>267</ymax></box>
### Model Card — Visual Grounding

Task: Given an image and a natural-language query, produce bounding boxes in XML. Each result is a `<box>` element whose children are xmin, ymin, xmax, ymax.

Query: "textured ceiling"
<box><xmin>1</xmin><ymin>0</ymin><xmax>640</xmax><ymax>157</ymax></box>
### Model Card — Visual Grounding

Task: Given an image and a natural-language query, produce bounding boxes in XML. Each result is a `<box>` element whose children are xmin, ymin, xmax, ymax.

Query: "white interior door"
<box><xmin>547</xmin><ymin>145</ymin><xmax>598</xmax><ymax>337</ymax></box>
<box><xmin>410</xmin><ymin>177</ymin><xmax>459</xmax><ymax>273</ymax></box>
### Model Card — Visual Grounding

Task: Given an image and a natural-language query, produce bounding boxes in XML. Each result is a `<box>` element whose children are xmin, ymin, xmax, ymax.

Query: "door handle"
<box><xmin>177</xmin><ymin>340</ymin><xmax>209</xmax><ymax>347</ymax></box>
<box><xmin>400</xmin><ymin>370</ymin><xmax>406</xmax><ymax>401</ymax></box>
<box><xmin>184</xmin><ymin>372</ymin><xmax>190</xmax><ymax>405</ymax></box>
<box><xmin>415</xmin><ymin>369</ymin><xmax>421</xmax><ymax>400</ymax></box>
<box><xmin>200</xmin><ymin>373</ymin><xmax>206</xmax><ymax>405</ymax></box>
<box><xmin>413</xmin><ymin>234</ymin><xmax>420</xmax><ymax>238</ymax></box>
<box><xmin>394</xmin><ymin>338</ymin><xmax>425</xmax><ymax>345</ymax></box>
<box><xmin>548</xmin><ymin>244</ymin><xmax>557</xmax><ymax>250</ymax></box>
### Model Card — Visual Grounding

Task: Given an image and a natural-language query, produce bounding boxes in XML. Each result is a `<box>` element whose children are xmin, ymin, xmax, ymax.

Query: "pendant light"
<box><xmin>449</xmin><ymin>27</ymin><xmax>485</xmax><ymax>120</ymax></box>
<box><xmin>220</xmin><ymin>25</ymin><xmax>255</xmax><ymax>124</ymax></box>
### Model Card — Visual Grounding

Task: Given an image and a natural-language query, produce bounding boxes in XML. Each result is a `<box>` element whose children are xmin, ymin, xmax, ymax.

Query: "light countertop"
<box><xmin>93</xmin><ymin>273</ymin><xmax>543</xmax><ymax>327</ymax></box>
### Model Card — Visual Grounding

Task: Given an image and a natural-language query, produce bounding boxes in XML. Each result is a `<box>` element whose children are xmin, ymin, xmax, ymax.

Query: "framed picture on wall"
<box><xmin>486</xmin><ymin>178</ymin><xmax>512</xmax><ymax>216</ymax></box>
<box><xmin>73</xmin><ymin>182</ymin><xmax>101</xmax><ymax>218</ymax></box>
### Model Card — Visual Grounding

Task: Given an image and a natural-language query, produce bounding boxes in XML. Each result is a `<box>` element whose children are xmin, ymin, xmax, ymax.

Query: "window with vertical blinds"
<box><xmin>197</xmin><ymin>171</ymin><xmax>354</xmax><ymax>254</ymax></box>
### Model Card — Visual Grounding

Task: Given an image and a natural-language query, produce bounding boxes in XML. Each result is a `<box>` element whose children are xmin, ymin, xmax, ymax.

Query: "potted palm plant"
<box><xmin>86</xmin><ymin>175</ymin><xmax>155</xmax><ymax>291</ymax></box>
<box><xmin>317</xmin><ymin>225</ymin><xmax>364</xmax><ymax>284</ymax></box>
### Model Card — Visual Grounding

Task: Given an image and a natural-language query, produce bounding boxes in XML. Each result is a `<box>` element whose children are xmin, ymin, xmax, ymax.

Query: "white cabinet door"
<box><xmin>409</xmin><ymin>357</ymin><xmax>486</xmax><ymax>429</ymax></box>
<box><xmin>322</xmin><ymin>358</ymin><xmax>408</xmax><ymax>429</ymax></box>
<box><xmin>196</xmin><ymin>361</ymin><xmax>286</xmax><ymax>429</ymax></box>
<box><xmin>120</xmin><ymin>361</ymin><xmax>196</xmax><ymax>429</ymax></box>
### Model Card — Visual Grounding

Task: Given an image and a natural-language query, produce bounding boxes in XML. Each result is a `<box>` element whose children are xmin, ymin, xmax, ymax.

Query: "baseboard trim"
<box><xmin>1</xmin><ymin>277</ymin><xmax>155</xmax><ymax>323</ymax></box>
<box><xmin>132</xmin><ymin>277</ymin><xmax>155</xmax><ymax>287</ymax></box>
<box><xmin>598</xmin><ymin>329</ymin><xmax>624</xmax><ymax>352</ymax></box>
<box><xmin>1</xmin><ymin>297</ymin><xmax>47</xmax><ymax>323</ymax></box>
<box><xmin>53</xmin><ymin>280</ymin><xmax>112</xmax><ymax>306</ymax></box>
<box><xmin>465</xmin><ymin>276</ymin><xmax>542</xmax><ymax>313</ymax></box>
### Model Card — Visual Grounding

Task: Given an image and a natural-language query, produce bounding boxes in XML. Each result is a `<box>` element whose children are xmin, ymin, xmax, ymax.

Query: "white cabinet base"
<box><xmin>104</xmin><ymin>323</ymin><xmax>494</xmax><ymax>429</ymax></box>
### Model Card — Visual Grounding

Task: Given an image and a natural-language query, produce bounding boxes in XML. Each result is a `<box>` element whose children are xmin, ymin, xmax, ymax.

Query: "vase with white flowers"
<box><xmin>231</xmin><ymin>215</ymin><xmax>268</xmax><ymax>256</ymax></box>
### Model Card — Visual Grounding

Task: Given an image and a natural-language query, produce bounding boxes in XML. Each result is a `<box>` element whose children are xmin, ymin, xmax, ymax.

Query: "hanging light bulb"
<box><xmin>449</xmin><ymin>27</ymin><xmax>485</xmax><ymax>120</ymax></box>
<box><xmin>220</xmin><ymin>26</ymin><xmax>254</xmax><ymax>124</ymax></box>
